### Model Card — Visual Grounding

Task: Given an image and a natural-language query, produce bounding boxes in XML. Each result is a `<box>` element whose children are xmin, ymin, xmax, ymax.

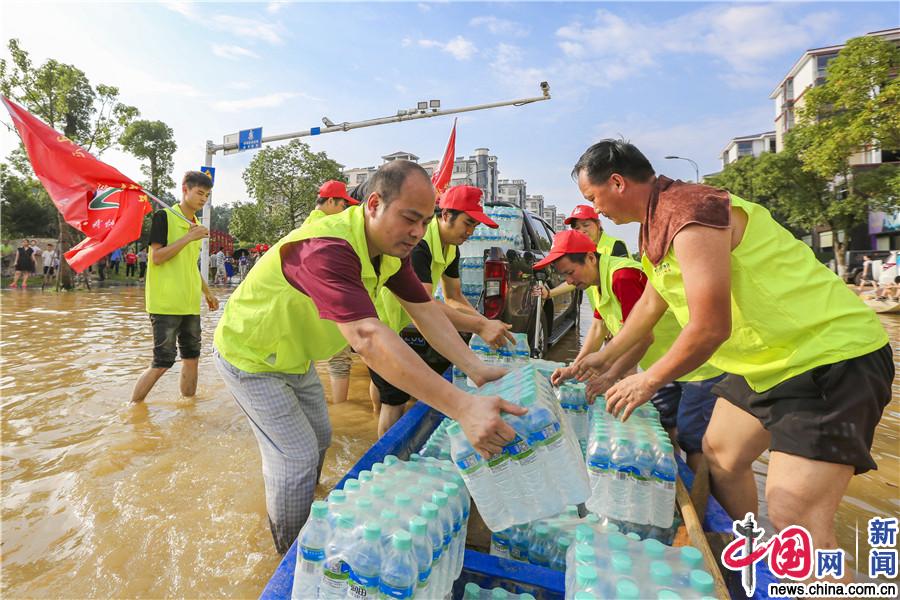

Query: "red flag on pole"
<box><xmin>2</xmin><ymin>96</ymin><xmax>152</xmax><ymax>272</ymax></box>
<box><xmin>431</xmin><ymin>118</ymin><xmax>457</xmax><ymax>197</ymax></box>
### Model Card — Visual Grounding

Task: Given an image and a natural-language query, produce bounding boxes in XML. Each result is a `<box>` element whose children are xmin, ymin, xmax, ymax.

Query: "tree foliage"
<box><xmin>228</xmin><ymin>201</ymin><xmax>282</xmax><ymax>245</ymax></box>
<box><xmin>241</xmin><ymin>139</ymin><xmax>344</xmax><ymax>238</ymax></box>
<box><xmin>120</xmin><ymin>119</ymin><xmax>177</xmax><ymax>198</ymax></box>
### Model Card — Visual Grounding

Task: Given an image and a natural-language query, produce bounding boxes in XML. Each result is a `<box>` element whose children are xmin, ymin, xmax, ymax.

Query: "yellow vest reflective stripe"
<box><xmin>586</xmin><ymin>254</ymin><xmax>721</xmax><ymax>381</ymax></box>
<box><xmin>642</xmin><ymin>194</ymin><xmax>887</xmax><ymax>392</ymax></box>
<box><xmin>596</xmin><ymin>231</ymin><xmax>626</xmax><ymax>257</ymax></box>
<box><xmin>214</xmin><ymin>205</ymin><xmax>401</xmax><ymax>374</ymax></box>
<box><xmin>376</xmin><ymin>218</ymin><xmax>455</xmax><ymax>332</ymax></box>
<box><xmin>145</xmin><ymin>205</ymin><xmax>202</xmax><ymax>315</ymax></box>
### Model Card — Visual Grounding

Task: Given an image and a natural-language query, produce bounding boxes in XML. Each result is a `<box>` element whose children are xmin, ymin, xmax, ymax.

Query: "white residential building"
<box><xmin>720</xmin><ymin>132</ymin><xmax>776</xmax><ymax>168</ymax></box>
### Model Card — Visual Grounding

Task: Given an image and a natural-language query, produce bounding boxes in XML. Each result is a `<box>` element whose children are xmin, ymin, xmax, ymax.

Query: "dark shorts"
<box><xmin>649</xmin><ymin>375</ymin><xmax>724</xmax><ymax>454</ymax></box>
<box><xmin>150</xmin><ymin>314</ymin><xmax>202</xmax><ymax>368</ymax></box>
<box><xmin>712</xmin><ymin>344</ymin><xmax>894</xmax><ymax>474</ymax></box>
<box><xmin>368</xmin><ymin>328</ymin><xmax>459</xmax><ymax>407</ymax></box>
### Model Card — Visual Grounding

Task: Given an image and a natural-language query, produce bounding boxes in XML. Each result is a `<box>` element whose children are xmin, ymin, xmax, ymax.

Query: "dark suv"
<box><xmin>481</xmin><ymin>202</ymin><xmax>579</xmax><ymax>358</ymax></box>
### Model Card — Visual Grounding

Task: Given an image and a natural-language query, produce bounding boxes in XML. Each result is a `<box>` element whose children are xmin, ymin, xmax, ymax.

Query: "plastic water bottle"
<box><xmin>551</xmin><ymin>536</ymin><xmax>571</xmax><ymax>572</ymax></box>
<box><xmin>420</xmin><ymin>503</ymin><xmax>444</xmax><ymax>594</ymax></box>
<box><xmin>528</xmin><ymin>524</ymin><xmax>552</xmax><ymax>567</ymax></box>
<box><xmin>430</xmin><ymin>491</ymin><xmax>454</xmax><ymax>593</ymax></box>
<box><xmin>378</xmin><ymin>531</ymin><xmax>416</xmax><ymax>600</ymax></box>
<box><xmin>409</xmin><ymin>516</ymin><xmax>434</xmax><ymax>598</ymax></box>
<box><xmin>346</xmin><ymin>522</ymin><xmax>383</xmax><ymax>599</ymax></box>
<box><xmin>559</xmin><ymin>384</ymin><xmax>589</xmax><ymax>455</ymax></box>
<box><xmin>585</xmin><ymin>432</ymin><xmax>612</xmax><ymax>516</ymax></box>
<box><xmin>378</xmin><ymin>509</ymin><xmax>402</xmax><ymax>551</ymax></box>
<box><xmin>513</xmin><ymin>333</ymin><xmax>530</xmax><ymax>364</ymax></box>
<box><xmin>291</xmin><ymin>501</ymin><xmax>331</xmax><ymax>600</ymax></box>
<box><xmin>632</xmin><ymin>441</ymin><xmax>656</xmax><ymax>530</ymax></box>
<box><xmin>566</xmin><ymin>544</ymin><xmax>596</xmax><ymax>600</ymax></box>
<box><xmin>690</xmin><ymin>570</ymin><xmax>715</xmax><ymax>596</ymax></box>
<box><xmin>575</xmin><ymin>565</ymin><xmax>601</xmax><ymax>597</ymax></box>
<box><xmin>509</xmin><ymin>525</ymin><xmax>530</xmax><ymax>562</ymax></box>
<box><xmin>319</xmin><ymin>514</ymin><xmax>355</xmax><ymax>599</ymax></box>
<box><xmin>491</xmin><ymin>529</ymin><xmax>511</xmax><ymax>559</ymax></box>
<box><xmin>501</xmin><ymin>415</ymin><xmax>544</xmax><ymax>520</ymax></box>
<box><xmin>615</xmin><ymin>578</ymin><xmax>641</xmax><ymax>600</ymax></box>
<box><xmin>651</xmin><ymin>444</ymin><xmax>677</xmax><ymax>530</ymax></box>
<box><xmin>447</xmin><ymin>422</ymin><xmax>510</xmax><ymax>530</ymax></box>
<box><xmin>608</xmin><ymin>437</ymin><xmax>636</xmax><ymax>522</ymax></box>
<box><xmin>326</xmin><ymin>490</ymin><xmax>348</xmax><ymax>529</ymax></box>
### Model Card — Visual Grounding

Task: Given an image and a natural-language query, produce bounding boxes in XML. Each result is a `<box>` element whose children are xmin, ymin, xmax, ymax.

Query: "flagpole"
<box><xmin>142</xmin><ymin>190</ymin><xmax>195</xmax><ymax>226</ymax></box>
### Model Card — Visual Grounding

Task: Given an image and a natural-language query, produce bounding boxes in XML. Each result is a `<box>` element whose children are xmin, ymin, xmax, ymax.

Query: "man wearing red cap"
<box><xmin>371</xmin><ymin>184</ymin><xmax>516</xmax><ymax>436</ymax></box>
<box><xmin>304</xmin><ymin>180</ymin><xmax>360</xmax><ymax>227</ymax></box>
<box><xmin>535</xmin><ymin>204</ymin><xmax>628</xmax><ymax>302</ymax></box>
<box><xmin>304</xmin><ymin>180</ymin><xmax>361</xmax><ymax>406</ymax></box>
<box><xmin>537</xmin><ymin>229</ymin><xmax>724</xmax><ymax>470</ymax></box>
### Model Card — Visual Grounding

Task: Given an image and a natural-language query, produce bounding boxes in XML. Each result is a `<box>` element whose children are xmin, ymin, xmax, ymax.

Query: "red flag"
<box><xmin>3</xmin><ymin>96</ymin><xmax>152</xmax><ymax>272</ymax></box>
<box><xmin>431</xmin><ymin>119</ymin><xmax>456</xmax><ymax>197</ymax></box>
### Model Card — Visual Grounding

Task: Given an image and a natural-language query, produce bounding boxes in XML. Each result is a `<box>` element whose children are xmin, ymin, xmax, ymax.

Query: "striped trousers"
<box><xmin>214</xmin><ymin>349</ymin><xmax>332</xmax><ymax>554</ymax></box>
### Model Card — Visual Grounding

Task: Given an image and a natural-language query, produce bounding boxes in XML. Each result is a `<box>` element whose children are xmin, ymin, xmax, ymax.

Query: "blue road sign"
<box><xmin>200</xmin><ymin>166</ymin><xmax>216</xmax><ymax>185</ymax></box>
<box><xmin>239</xmin><ymin>127</ymin><xmax>262</xmax><ymax>150</ymax></box>
<box><xmin>311</xmin><ymin>127</ymin><xmax>321</xmax><ymax>135</ymax></box>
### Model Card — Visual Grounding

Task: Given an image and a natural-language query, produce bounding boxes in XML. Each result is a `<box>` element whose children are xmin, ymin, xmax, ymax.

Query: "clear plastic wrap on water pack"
<box><xmin>448</xmin><ymin>364</ymin><xmax>591</xmax><ymax>532</ymax></box>
<box><xmin>291</xmin><ymin>455</ymin><xmax>469</xmax><ymax>600</ymax></box>
<box><xmin>565</xmin><ymin>528</ymin><xmax>716</xmax><ymax>600</ymax></box>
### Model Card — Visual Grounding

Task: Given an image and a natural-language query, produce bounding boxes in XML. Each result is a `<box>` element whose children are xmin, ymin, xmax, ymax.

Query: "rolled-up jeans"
<box><xmin>214</xmin><ymin>349</ymin><xmax>332</xmax><ymax>554</ymax></box>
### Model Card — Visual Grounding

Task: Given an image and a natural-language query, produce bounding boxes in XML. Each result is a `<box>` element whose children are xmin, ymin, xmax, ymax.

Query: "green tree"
<box><xmin>211</xmin><ymin>201</ymin><xmax>235</xmax><ymax>233</ymax></box>
<box><xmin>228</xmin><ymin>201</ymin><xmax>282</xmax><ymax>244</ymax></box>
<box><xmin>705</xmin><ymin>156</ymin><xmax>763</xmax><ymax>203</ymax></box>
<box><xmin>788</xmin><ymin>35</ymin><xmax>900</xmax><ymax>269</ymax></box>
<box><xmin>120</xmin><ymin>119</ymin><xmax>177</xmax><ymax>198</ymax></box>
<box><xmin>0</xmin><ymin>39</ymin><xmax>139</xmax><ymax>288</ymax></box>
<box><xmin>242</xmin><ymin>139</ymin><xmax>344</xmax><ymax>238</ymax></box>
<box><xmin>0</xmin><ymin>163</ymin><xmax>58</xmax><ymax>239</ymax></box>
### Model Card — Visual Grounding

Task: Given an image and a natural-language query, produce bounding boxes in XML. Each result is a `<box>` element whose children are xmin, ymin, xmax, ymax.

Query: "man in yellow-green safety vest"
<box><xmin>212</xmin><ymin>160</ymin><xmax>525</xmax><ymax>554</ymax></box>
<box><xmin>536</xmin><ymin>229</ymin><xmax>724</xmax><ymax>470</ymax></box>
<box><xmin>303</xmin><ymin>179</ymin><xmax>360</xmax><ymax>407</ymax></box>
<box><xmin>568</xmin><ymin>140</ymin><xmax>891</xmax><ymax>581</ymax></box>
<box><xmin>535</xmin><ymin>203</ymin><xmax>629</xmax><ymax>302</ymax></box>
<box><xmin>131</xmin><ymin>171</ymin><xmax>220</xmax><ymax>403</ymax></box>
<box><xmin>370</xmin><ymin>185</ymin><xmax>515</xmax><ymax>438</ymax></box>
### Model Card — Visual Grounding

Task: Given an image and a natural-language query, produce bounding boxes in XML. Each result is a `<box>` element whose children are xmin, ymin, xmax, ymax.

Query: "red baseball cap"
<box><xmin>318</xmin><ymin>180</ymin><xmax>359</xmax><ymax>205</ymax></box>
<box><xmin>438</xmin><ymin>185</ymin><xmax>498</xmax><ymax>228</ymax></box>
<box><xmin>533</xmin><ymin>230</ymin><xmax>597</xmax><ymax>270</ymax></box>
<box><xmin>564</xmin><ymin>204</ymin><xmax>600</xmax><ymax>225</ymax></box>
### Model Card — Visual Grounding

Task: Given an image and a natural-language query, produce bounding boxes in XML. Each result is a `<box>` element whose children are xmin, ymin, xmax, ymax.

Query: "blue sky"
<box><xmin>1</xmin><ymin>1</ymin><xmax>897</xmax><ymax>247</ymax></box>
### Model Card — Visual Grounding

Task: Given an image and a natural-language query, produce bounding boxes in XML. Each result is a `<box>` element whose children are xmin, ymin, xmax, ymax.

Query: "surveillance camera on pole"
<box><xmin>322</xmin><ymin>117</ymin><xmax>335</xmax><ymax>127</ymax></box>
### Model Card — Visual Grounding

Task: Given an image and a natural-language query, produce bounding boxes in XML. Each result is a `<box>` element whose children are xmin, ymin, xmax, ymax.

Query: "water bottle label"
<box><xmin>529</xmin><ymin>422</ymin><xmax>561</xmax><ymax>448</ymax></box>
<box><xmin>588</xmin><ymin>457</ymin><xmax>609</xmax><ymax>470</ymax></box>
<box><xmin>455</xmin><ymin>453</ymin><xmax>483</xmax><ymax>475</ymax></box>
<box><xmin>510</xmin><ymin>545</ymin><xmax>528</xmax><ymax>561</ymax></box>
<box><xmin>452</xmin><ymin>522</ymin><xmax>461</xmax><ymax>534</ymax></box>
<box><xmin>417</xmin><ymin>567</ymin><xmax>432</xmax><ymax>585</ymax></box>
<box><xmin>299</xmin><ymin>558</ymin><xmax>321</xmax><ymax>576</ymax></box>
<box><xmin>487</xmin><ymin>452</ymin><xmax>510</xmax><ymax>470</ymax></box>
<box><xmin>300</xmin><ymin>545</ymin><xmax>325</xmax><ymax>562</ymax></box>
<box><xmin>443</xmin><ymin>534</ymin><xmax>451</xmax><ymax>548</ymax></box>
<box><xmin>616</xmin><ymin>465</ymin><xmax>639</xmax><ymax>478</ymax></box>
<box><xmin>432</xmin><ymin>548</ymin><xmax>442</xmax><ymax>562</ymax></box>
<box><xmin>651</xmin><ymin>468</ymin><xmax>676</xmax><ymax>483</ymax></box>
<box><xmin>322</xmin><ymin>558</ymin><xmax>349</xmax><ymax>583</ymax></box>
<box><xmin>347</xmin><ymin>572</ymin><xmax>379</xmax><ymax>598</ymax></box>
<box><xmin>504</xmin><ymin>436</ymin><xmax>535</xmax><ymax>463</ymax></box>
<box><xmin>378</xmin><ymin>582</ymin><xmax>414</xmax><ymax>599</ymax></box>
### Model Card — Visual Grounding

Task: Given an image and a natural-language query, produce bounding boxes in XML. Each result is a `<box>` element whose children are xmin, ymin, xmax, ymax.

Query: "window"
<box><xmin>817</xmin><ymin>54</ymin><xmax>837</xmax><ymax>80</ymax></box>
<box><xmin>527</xmin><ymin>214</ymin><xmax>553</xmax><ymax>252</ymax></box>
<box><xmin>769</xmin><ymin>139</ymin><xmax>776</xmax><ymax>153</ymax></box>
<box><xmin>737</xmin><ymin>141</ymin><xmax>753</xmax><ymax>157</ymax></box>
<box><xmin>356</xmin><ymin>174</ymin><xmax>367</xmax><ymax>183</ymax></box>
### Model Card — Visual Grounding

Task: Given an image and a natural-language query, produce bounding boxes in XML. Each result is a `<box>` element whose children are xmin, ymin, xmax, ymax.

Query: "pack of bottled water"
<box><xmin>291</xmin><ymin>454</ymin><xmax>470</xmax><ymax>599</ymax></box>
<box><xmin>419</xmin><ymin>421</ymin><xmax>453</xmax><ymax>461</ymax></box>
<box><xmin>566</xmin><ymin>531</ymin><xmax>716</xmax><ymax>600</ymax></box>
<box><xmin>557</xmin><ymin>382</ymin><xmax>590</xmax><ymax>457</ymax></box>
<box><xmin>528</xmin><ymin>358</ymin><xmax>566</xmax><ymax>382</ymax></box>
<box><xmin>462</xmin><ymin>582</ymin><xmax>536</xmax><ymax>600</ymax></box>
<box><xmin>447</xmin><ymin>364</ymin><xmax>591</xmax><ymax>532</ymax></box>
<box><xmin>584</xmin><ymin>402</ymin><xmax>679</xmax><ymax>543</ymax></box>
<box><xmin>485</xmin><ymin>206</ymin><xmax>524</xmax><ymax>251</ymax></box>
<box><xmin>490</xmin><ymin>505</ymin><xmax>589</xmax><ymax>570</ymax></box>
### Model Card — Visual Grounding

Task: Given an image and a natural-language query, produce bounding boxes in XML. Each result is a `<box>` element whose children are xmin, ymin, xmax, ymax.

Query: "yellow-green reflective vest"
<box><xmin>376</xmin><ymin>218</ymin><xmax>454</xmax><ymax>332</ymax></box>
<box><xmin>597</xmin><ymin>231</ymin><xmax>626</xmax><ymax>257</ymax></box>
<box><xmin>642</xmin><ymin>194</ymin><xmax>888</xmax><ymax>392</ymax></box>
<box><xmin>302</xmin><ymin>208</ymin><xmax>327</xmax><ymax>228</ymax></box>
<box><xmin>586</xmin><ymin>254</ymin><xmax>722</xmax><ymax>381</ymax></box>
<box><xmin>145</xmin><ymin>205</ymin><xmax>202</xmax><ymax>315</ymax></box>
<box><xmin>214</xmin><ymin>205</ymin><xmax>402</xmax><ymax>374</ymax></box>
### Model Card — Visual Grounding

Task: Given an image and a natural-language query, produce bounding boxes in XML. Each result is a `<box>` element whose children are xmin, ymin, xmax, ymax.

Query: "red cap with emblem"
<box><xmin>318</xmin><ymin>180</ymin><xmax>359</xmax><ymax>205</ymax></box>
<box><xmin>438</xmin><ymin>185</ymin><xmax>498</xmax><ymax>228</ymax></box>
<box><xmin>564</xmin><ymin>204</ymin><xmax>600</xmax><ymax>225</ymax></box>
<box><xmin>533</xmin><ymin>229</ymin><xmax>597</xmax><ymax>270</ymax></box>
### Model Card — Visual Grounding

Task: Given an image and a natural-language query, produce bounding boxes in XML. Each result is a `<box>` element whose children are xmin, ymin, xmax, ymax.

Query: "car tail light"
<box><xmin>483</xmin><ymin>258</ymin><xmax>508</xmax><ymax>320</ymax></box>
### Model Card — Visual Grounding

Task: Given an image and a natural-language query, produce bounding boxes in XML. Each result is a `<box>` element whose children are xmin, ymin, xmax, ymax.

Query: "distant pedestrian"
<box><xmin>213</xmin><ymin>249</ymin><xmax>226</xmax><ymax>284</ymax></box>
<box><xmin>43</xmin><ymin>243</ymin><xmax>57</xmax><ymax>277</ymax></box>
<box><xmin>97</xmin><ymin>255</ymin><xmax>108</xmax><ymax>281</ymax></box>
<box><xmin>125</xmin><ymin>248</ymin><xmax>138</xmax><ymax>278</ymax></box>
<box><xmin>238</xmin><ymin>253</ymin><xmax>249</xmax><ymax>280</ymax></box>
<box><xmin>110</xmin><ymin>247</ymin><xmax>123</xmax><ymax>275</ymax></box>
<box><xmin>31</xmin><ymin>241</ymin><xmax>43</xmax><ymax>274</ymax></box>
<box><xmin>10</xmin><ymin>239</ymin><xmax>35</xmax><ymax>288</ymax></box>
<box><xmin>224</xmin><ymin>254</ymin><xmax>234</xmax><ymax>283</ymax></box>
<box><xmin>138</xmin><ymin>247</ymin><xmax>148</xmax><ymax>280</ymax></box>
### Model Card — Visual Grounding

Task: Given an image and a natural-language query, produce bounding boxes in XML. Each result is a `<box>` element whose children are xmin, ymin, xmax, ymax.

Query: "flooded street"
<box><xmin>1</xmin><ymin>286</ymin><xmax>897</xmax><ymax>597</ymax></box>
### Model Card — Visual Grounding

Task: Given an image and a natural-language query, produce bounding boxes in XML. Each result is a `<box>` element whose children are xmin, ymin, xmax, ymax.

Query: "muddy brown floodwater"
<box><xmin>1</xmin><ymin>286</ymin><xmax>897</xmax><ymax>597</ymax></box>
